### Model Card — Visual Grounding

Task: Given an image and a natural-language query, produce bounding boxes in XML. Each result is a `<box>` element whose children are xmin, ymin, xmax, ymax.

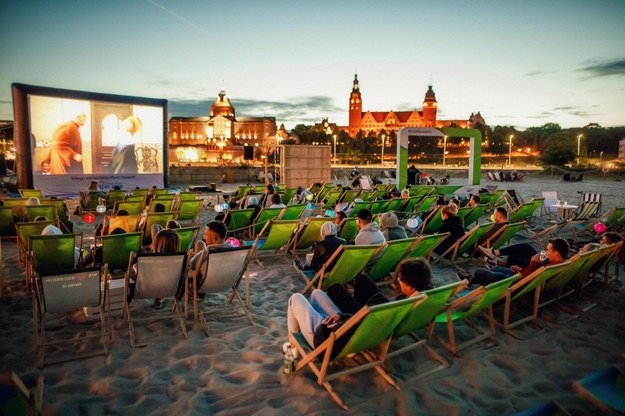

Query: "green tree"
<box><xmin>539</xmin><ymin>132</ymin><xmax>576</xmax><ymax>166</ymax></box>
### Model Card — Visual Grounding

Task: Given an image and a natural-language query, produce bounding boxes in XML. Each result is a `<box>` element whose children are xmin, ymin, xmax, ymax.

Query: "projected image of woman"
<box><xmin>45</xmin><ymin>112</ymin><xmax>86</xmax><ymax>174</ymax></box>
<box><xmin>110</xmin><ymin>115</ymin><xmax>141</xmax><ymax>174</ymax></box>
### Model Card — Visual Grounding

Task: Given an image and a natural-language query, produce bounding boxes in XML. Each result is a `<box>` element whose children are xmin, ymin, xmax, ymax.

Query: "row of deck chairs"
<box><xmin>287</xmin><ymin>236</ymin><xmax>623</xmax><ymax>409</ymax></box>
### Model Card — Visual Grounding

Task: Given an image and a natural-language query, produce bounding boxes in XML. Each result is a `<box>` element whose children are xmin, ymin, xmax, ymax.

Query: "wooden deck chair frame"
<box><xmin>500</xmin><ymin>261</ymin><xmax>572</xmax><ymax>337</ymax></box>
<box><xmin>314</xmin><ymin>183</ymin><xmax>335</xmax><ymax>203</ymax></box>
<box><xmin>387</xmin><ymin>281</ymin><xmax>468</xmax><ymax>378</ymax></box>
<box><xmin>122</xmin><ymin>251</ymin><xmax>189</xmax><ymax>348</ymax></box>
<box><xmin>175</xmin><ymin>226</ymin><xmax>200</xmax><ymax>252</ymax></box>
<box><xmin>421</xmin><ymin>207</ymin><xmax>444</xmax><ymax>235</ymax></box>
<box><xmin>289</xmin><ymin>217</ymin><xmax>328</xmax><ymax>257</ymax></box>
<box><xmin>34</xmin><ymin>266</ymin><xmax>109</xmax><ymax>367</ymax></box>
<box><xmin>504</xmin><ymin>189</ymin><xmax>524</xmax><ymax>211</ymax></box>
<box><xmin>434</xmin><ymin>274</ymin><xmax>519</xmax><ymax>355</ymax></box>
<box><xmin>399</xmin><ymin>232</ymin><xmax>450</xmax><ymax>269</ymax></box>
<box><xmin>0</xmin><ymin>370</ymin><xmax>44</xmax><ymax>416</ymax></box>
<box><xmin>186</xmin><ymin>246</ymin><xmax>253</xmax><ymax>335</ymax></box>
<box><xmin>15</xmin><ymin>220</ymin><xmax>56</xmax><ymax>266</ymax></box>
<box><xmin>484</xmin><ymin>221</ymin><xmax>525</xmax><ymax>250</ymax></box>
<box><xmin>248</xmin><ymin>220</ymin><xmax>300</xmax><ymax>268</ymax></box>
<box><xmin>289</xmin><ymin>295</ymin><xmax>426</xmax><ymax>410</ymax></box>
<box><xmin>252</xmin><ymin>207</ymin><xmax>284</xmax><ymax>237</ymax></box>
<box><xmin>366</xmin><ymin>237</ymin><xmax>420</xmax><ymax>282</ymax></box>
<box><xmin>175</xmin><ymin>199</ymin><xmax>203</xmax><ymax>224</ymax></box>
<box><xmin>321</xmin><ymin>190</ymin><xmax>343</xmax><ymax>208</ymax></box>
<box><xmin>300</xmin><ymin>244</ymin><xmax>382</xmax><ymax>294</ymax></box>
<box><xmin>339</xmin><ymin>188</ymin><xmax>360</xmax><ymax>204</ymax></box>
<box><xmin>572</xmin><ymin>366</ymin><xmax>625</xmax><ymax>416</ymax></box>
<box><xmin>582</xmin><ymin>192</ymin><xmax>602</xmax><ymax>215</ymax></box>
<box><xmin>435</xmin><ymin>222</ymin><xmax>493</xmax><ymax>265</ymax></box>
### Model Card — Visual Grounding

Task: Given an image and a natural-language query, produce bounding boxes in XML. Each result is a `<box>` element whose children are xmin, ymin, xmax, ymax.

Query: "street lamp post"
<box><xmin>381</xmin><ymin>134</ymin><xmax>385</xmax><ymax>165</ymax></box>
<box><xmin>443</xmin><ymin>135</ymin><xmax>447</xmax><ymax>166</ymax></box>
<box><xmin>333</xmin><ymin>134</ymin><xmax>337</xmax><ymax>166</ymax></box>
<box><xmin>577</xmin><ymin>134</ymin><xmax>582</xmax><ymax>165</ymax></box>
<box><xmin>508</xmin><ymin>135</ymin><xmax>514</xmax><ymax>166</ymax></box>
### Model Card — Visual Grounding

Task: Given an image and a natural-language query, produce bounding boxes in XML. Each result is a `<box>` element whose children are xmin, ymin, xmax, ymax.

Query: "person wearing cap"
<box><xmin>293</xmin><ymin>221</ymin><xmax>346</xmax><ymax>272</ymax></box>
<box><xmin>460</xmin><ymin>238</ymin><xmax>569</xmax><ymax>286</ymax></box>
<box><xmin>379</xmin><ymin>212</ymin><xmax>407</xmax><ymax>241</ymax></box>
<box><xmin>354</xmin><ymin>209</ymin><xmax>385</xmax><ymax>246</ymax></box>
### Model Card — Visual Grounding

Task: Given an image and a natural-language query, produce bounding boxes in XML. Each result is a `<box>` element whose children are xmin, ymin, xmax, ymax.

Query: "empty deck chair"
<box><xmin>104</xmin><ymin>189</ymin><xmax>127</xmax><ymax>209</ymax></box>
<box><xmin>34</xmin><ymin>267</ymin><xmax>108</xmax><ymax>367</ymax></box>
<box><xmin>509</xmin><ymin>199</ymin><xmax>543</xmax><ymax>224</ymax></box>
<box><xmin>288</xmin><ymin>295</ymin><xmax>425</xmax><ymax>410</ymax></box>
<box><xmin>247</xmin><ymin>220</ymin><xmax>299</xmax><ymax>267</ymax></box>
<box><xmin>541</xmin><ymin>191</ymin><xmax>559</xmax><ymax>217</ymax></box>
<box><xmin>402</xmin><ymin>232</ymin><xmax>450</xmax><ymax>264</ymax></box>
<box><xmin>434</xmin><ymin>274</ymin><xmax>519</xmax><ymax>355</ymax></box>
<box><xmin>123</xmin><ymin>251</ymin><xmax>189</xmax><ymax>348</ymax></box>
<box><xmin>572</xmin><ymin>366</ymin><xmax>625</xmax><ymax>415</ymax></box>
<box><xmin>504</xmin><ymin>189</ymin><xmax>524</xmax><ymax>211</ymax></box>
<box><xmin>582</xmin><ymin>192</ymin><xmax>602</xmax><ymax>215</ymax></box>
<box><xmin>176</xmin><ymin>199</ymin><xmax>203</xmax><ymax>224</ymax></box>
<box><xmin>186</xmin><ymin>246</ymin><xmax>252</xmax><ymax>335</ymax></box>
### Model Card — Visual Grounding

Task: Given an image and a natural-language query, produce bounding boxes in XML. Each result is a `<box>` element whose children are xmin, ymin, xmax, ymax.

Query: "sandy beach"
<box><xmin>1</xmin><ymin>174</ymin><xmax>624</xmax><ymax>415</ymax></box>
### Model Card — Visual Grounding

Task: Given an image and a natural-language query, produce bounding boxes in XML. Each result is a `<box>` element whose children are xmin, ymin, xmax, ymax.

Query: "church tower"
<box><xmin>422</xmin><ymin>85</ymin><xmax>437</xmax><ymax>127</ymax></box>
<box><xmin>348</xmin><ymin>74</ymin><xmax>362</xmax><ymax>137</ymax></box>
<box><xmin>210</xmin><ymin>90</ymin><xmax>235</xmax><ymax>118</ymax></box>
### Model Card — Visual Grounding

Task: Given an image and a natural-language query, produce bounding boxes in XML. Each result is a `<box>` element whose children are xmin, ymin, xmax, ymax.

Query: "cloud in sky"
<box><xmin>168</xmin><ymin>95</ymin><xmax>345</xmax><ymax>127</ymax></box>
<box><xmin>578</xmin><ymin>58</ymin><xmax>625</xmax><ymax>77</ymax></box>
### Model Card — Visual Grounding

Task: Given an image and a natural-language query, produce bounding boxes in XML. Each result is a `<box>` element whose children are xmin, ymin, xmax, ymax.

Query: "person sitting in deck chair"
<box><xmin>293</xmin><ymin>222</ymin><xmax>346</xmax><ymax>273</ymax></box>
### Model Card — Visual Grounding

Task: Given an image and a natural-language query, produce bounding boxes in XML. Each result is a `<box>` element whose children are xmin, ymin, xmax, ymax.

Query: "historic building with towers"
<box><xmin>343</xmin><ymin>74</ymin><xmax>485</xmax><ymax>137</ymax></box>
<box><xmin>168</xmin><ymin>90</ymin><xmax>276</xmax><ymax>165</ymax></box>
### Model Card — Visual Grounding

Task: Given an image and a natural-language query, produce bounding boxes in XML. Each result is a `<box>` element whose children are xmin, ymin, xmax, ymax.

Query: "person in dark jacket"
<box><xmin>433</xmin><ymin>203</ymin><xmax>465</xmax><ymax>255</ymax></box>
<box><xmin>294</xmin><ymin>222</ymin><xmax>346</xmax><ymax>272</ymax></box>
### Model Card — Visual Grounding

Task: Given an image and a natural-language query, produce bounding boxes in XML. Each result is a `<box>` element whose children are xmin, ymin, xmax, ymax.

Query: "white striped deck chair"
<box><xmin>582</xmin><ymin>193</ymin><xmax>601</xmax><ymax>215</ymax></box>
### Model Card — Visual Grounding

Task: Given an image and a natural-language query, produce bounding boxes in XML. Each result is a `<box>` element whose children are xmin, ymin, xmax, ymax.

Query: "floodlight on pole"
<box><xmin>577</xmin><ymin>134</ymin><xmax>582</xmax><ymax>165</ymax></box>
<box><xmin>508</xmin><ymin>135</ymin><xmax>514</xmax><ymax>166</ymax></box>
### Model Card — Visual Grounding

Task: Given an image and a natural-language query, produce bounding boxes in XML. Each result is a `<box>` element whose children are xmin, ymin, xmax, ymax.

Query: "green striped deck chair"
<box><xmin>339</xmin><ymin>189</ymin><xmax>360</xmax><ymax>204</ymax></box>
<box><xmin>0</xmin><ymin>206</ymin><xmax>16</xmax><ymax>237</ymax></box>
<box><xmin>421</xmin><ymin>208</ymin><xmax>444</xmax><ymax>235</ymax></box>
<box><xmin>19</xmin><ymin>189</ymin><xmax>45</xmax><ymax>199</ymax></box>
<box><xmin>314</xmin><ymin>183</ymin><xmax>335</xmax><ymax>203</ymax></box>
<box><xmin>175</xmin><ymin>226</ymin><xmax>200</xmax><ymax>252</ymax></box>
<box><xmin>403</xmin><ymin>232</ymin><xmax>450</xmax><ymax>262</ymax></box>
<box><xmin>226</xmin><ymin>208</ymin><xmax>255</xmax><ymax>237</ymax></box>
<box><xmin>369</xmin><ymin>200</ymin><xmax>388</xmax><ymax>215</ymax></box>
<box><xmin>347</xmin><ymin>201</ymin><xmax>372</xmax><ymax>217</ymax></box>
<box><xmin>44</xmin><ymin>199</ymin><xmax>69</xmax><ymax>222</ymax></box>
<box><xmin>366</xmin><ymin>237</ymin><xmax>419</xmax><ymax>281</ymax></box>
<box><xmin>2</xmin><ymin>198</ymin><xmax>29</xmax><ymax>219</ymax></box>
<box><xmin>437</xmin><ymin>222</ymin><xmax>493</xmax><ymax>263</ymax></box>
<box><xmin>15</xmin><ymin>220</ymin><xmax>55</xmax><ymax>264</ymax></box>
<box><xmin>279</xmin><ymin>203</ymin><xmax>305</xmax><ymax>221</ymax></box>
<box><xmin>457</xmin><ymin>205</ymin><xmax>473</xmax><ymax>222</ymax></box>
<box><xmin>322</xmin><ymin>190</ymin><xmax>343</xmax><ymax>208</ymax></box>
<box><xmin>397</xmin><ymin>196</ymin><xmax>421</xmax><ymax>218</ymax></box>
<box><xmin>388</xmin><ymin>281</ymin><xmax>468</xmax><ymax>373</ymax></box>
<box><xmin>433</xmin><ymin>185</ymin><xmax>462</xmax><ymax>196</ymax></box>
<box><xmin>462</xmin><ymin>203</ymin><xmax>488</xmax><ymax>228</ymax></box>
<box><xmin>281</xmin><ymin>187</ymin><xmax>298</xmax><ymax>205</ymax></box>
<box><xmin>289</xmin><ymin>295</ymin><xmax>425</xmax><ymax>410</ymax></box>
<box><xmin>25</xmin><ymin>205</ymin><xmax>57</xmax><ymax>223</ymax></box>
<box><xmin>501</xmin><ymin>261</ymin><xmax>572</xmax><ymax>334</ymax></box>
<box><xmin>113</xmin><ymin>201</ymin><xmax>144</xmax><ymax>216</ymax></box>
<box><xmin>253</xmin><ymin>207</ymin><xmax>284</xmax><ymax>236</ymax></box>
<box><xmin>434</xmin><ymin>274</ymin><xmax>519</xmax><ymax>355</ymax></box>
<box><xmin>509</xmin><ymin>199</ymin><xmax>543</xmax><ymax>223</ymax></box>
<box><xmin>301</xmin><ymin>244</ymin><xmax>382</xmax><ymax>293</ymax></box>
<box><xmin>414</xmin><ymin>195</ymin><xmax>438</xmax><ymax>215</ymax></box>
<box><xmin>409</xmin><ymin>185</ymin><xmax>433</xmax><ymax>198</ymax></box>
<box><xmin>104</xmin><ymin>189</ymin><xmax>127</xmax><ymax>209</ymax></box>
<box><xmin>148</xmin><ymin>198</ymin><xmax>174</xmax><ymax>213</ymax></box>
<box><xmin>290</xmin><ymin>217</ymin><xmax>329</xmax><ymax>254</ymax></box>
<box><xmin>178</xmin><ymin>191</ymin><xmax>198</xmax><ymax>201</ymax></box>
<box><xmin>486</xmin><ymin>221</ymin><xmax>525</xmax><ymax>250</ymax></box>
<box><xmin>248</xmin><ymin>220</ymin><xmax>299</xmax><ymax>267</ymax></box>
<box><xmin>99</xmin><ymin>231</ymin><xmax>142</xmax><ymax>273</ymax></box>
<box><xmin>143</xmin><ymin>212</ymin><xmax>177</xmax><ymax>245</ymax></box>
<box><xmin>131</xmin><ymin>189</ymin><xmax>149</xmax><ymax>198</ymax></box>
<box><xmin>176</xmin><ymin>199</ymin><xmax>203</xmax><ymax>224</ymax></box>
<box><xmin>384</xmin><ymin>198</ymin><xmax>404</xmax><ymax>213</ymax></box>
<box><xmin>337</xmin><ymin>218</ymin><xmax>358</xmax><ymax>243</ymax></box>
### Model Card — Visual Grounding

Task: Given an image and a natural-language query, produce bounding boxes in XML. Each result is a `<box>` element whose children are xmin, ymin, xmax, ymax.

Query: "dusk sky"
<box><xmin>1</xmin><ymin>0</ymin><xmax>624</xmax><ymax>130</ymax></box>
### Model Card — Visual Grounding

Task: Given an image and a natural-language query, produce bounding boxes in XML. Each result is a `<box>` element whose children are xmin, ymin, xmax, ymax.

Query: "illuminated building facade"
<box><xmin>168</xmin><ymin>90</ymin><xmax>276</xmax><ymax>165</ymax></box>
<box><xmin>344</xmin><ymin>74</ymin><xmax>485</xmax><ymax>137</ymax></box>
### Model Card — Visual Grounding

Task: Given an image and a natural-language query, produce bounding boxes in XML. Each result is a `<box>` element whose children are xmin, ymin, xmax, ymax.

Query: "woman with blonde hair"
<box><xmin>110</xmin><ymin>115</ymin><xmax>141</xmax><ymax>174</ymax></box>
<box><xmin>433</xmin><ymin>203</ymin><xmax>465</xmax><ymax>255</ymax></box>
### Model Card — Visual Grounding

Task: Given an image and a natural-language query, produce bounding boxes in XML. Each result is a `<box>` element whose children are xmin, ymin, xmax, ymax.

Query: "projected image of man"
<box><xmin>46</xmin><ymin>112</ymin><xmax>86</xmax><ymax>174</ymax></box>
